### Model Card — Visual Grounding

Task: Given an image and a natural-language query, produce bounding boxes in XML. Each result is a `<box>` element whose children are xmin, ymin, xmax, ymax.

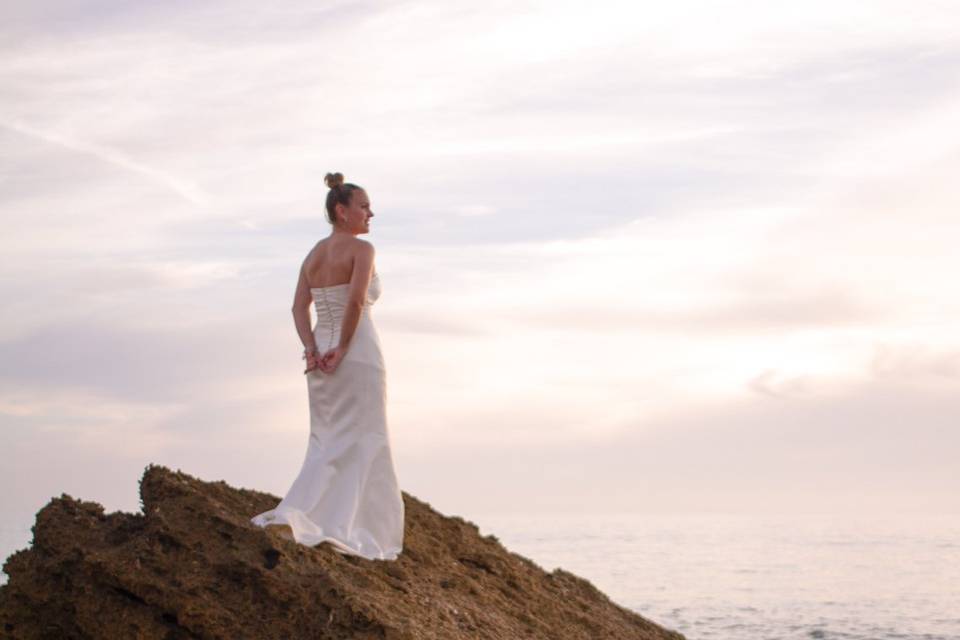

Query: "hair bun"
<box><xmin>324</xmin><ymin>172</ymin><xmax>345</xmax><ymax>189</ymax></box>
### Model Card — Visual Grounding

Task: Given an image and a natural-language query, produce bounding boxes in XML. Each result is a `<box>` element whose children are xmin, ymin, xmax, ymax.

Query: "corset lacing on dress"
<box><xmin>316</xmin><ymin>286</ymin><xmax>337</xmax><ymax>352</ymax></box>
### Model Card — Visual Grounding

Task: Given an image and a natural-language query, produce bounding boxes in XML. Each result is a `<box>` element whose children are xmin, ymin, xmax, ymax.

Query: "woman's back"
<box><xmin>303</xmin><ymin>235</ymin><xmax>371</xmax><ymax>289</ymax></box>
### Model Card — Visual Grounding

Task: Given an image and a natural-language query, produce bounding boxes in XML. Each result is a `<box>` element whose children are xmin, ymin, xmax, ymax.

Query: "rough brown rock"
<box><xmin>0</xmin><ymin>464</ymin><xmax>686</xmax><ymax>639</ymax></box>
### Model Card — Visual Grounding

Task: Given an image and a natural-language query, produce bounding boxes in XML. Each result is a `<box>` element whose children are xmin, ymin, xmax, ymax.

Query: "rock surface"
<box><xmin>1</xmin><ymin>464</ymin><xmax>686</xmax><ymax>639</ymax></box>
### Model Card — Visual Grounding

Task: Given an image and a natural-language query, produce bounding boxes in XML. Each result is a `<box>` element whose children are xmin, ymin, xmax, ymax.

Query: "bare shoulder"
<box><xmin>301</xmin><ymin>239</ymin><xmax>325</xmax><ymax>264</ymax></box>
<box><xmin>350</xmin><ymin>237</ymin><xmax>375</xmax><ymax>258</ymax></box>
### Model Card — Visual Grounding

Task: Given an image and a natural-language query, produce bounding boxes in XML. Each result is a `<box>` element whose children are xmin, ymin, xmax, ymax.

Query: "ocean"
<box><xmin>3</xmin><ymin>513</ymin><xmax>958</xmax><ymax>639</ymax></box>
<box><xmin>471</xmin><ymin>513</ymin><xmax>960</xmax><ymax>640</ymax></box>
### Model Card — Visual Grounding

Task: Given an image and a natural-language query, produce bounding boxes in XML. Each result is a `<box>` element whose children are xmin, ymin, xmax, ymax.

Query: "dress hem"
<box><xmin>249</xmin><ymin>510</ymin><xmax>401</xmax><ymax>561</ymax></box>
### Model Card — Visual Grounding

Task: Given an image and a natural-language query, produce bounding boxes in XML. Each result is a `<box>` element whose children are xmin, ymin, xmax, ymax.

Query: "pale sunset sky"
<box><xmin>2</xmin><ymin>0</ymin><xmax>958</xmax><ymax>535</ymax></box>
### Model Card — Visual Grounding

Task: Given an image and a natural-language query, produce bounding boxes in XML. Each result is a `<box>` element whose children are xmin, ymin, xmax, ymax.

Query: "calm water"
<box><xmin>471</xmin><ymin>513</ymin><xmax>960</xmax><ymax>640</ymax></box>
<box><xmin>3</xmin><ymin>514</ymin><xmax>959</xmax><ymax>639</ymax></box>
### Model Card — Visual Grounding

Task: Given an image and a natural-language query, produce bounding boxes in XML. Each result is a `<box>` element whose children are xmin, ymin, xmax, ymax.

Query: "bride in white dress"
<box><xmin>250</xmin><ymin>172</ymin><xmax>404</xmax><ymax>561</ymax></box>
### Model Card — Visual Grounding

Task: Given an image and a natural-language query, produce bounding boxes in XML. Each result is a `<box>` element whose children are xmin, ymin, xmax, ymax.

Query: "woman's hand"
<box><xmin>319</xmin><ymin>346</ymin><xmax>346</xmax><ymax>374</ymax></box>
<box><xmin>303</xmin><ymin>348</ymin><xmax>321</xmax><ymax>374</ymax></box>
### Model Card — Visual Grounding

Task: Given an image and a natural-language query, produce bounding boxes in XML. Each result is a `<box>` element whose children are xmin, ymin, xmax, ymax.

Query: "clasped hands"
<box><xmin>303</xmin><ymin>346</ymin><xmax>345</xmax><ymax>374</ymax></box>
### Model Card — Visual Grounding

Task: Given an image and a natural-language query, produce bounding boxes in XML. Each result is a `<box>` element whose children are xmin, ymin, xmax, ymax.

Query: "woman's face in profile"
<box><xmin>340</xmin><ymin>189</ymin><xmax>373</xmax><ymax>234</ymax></box>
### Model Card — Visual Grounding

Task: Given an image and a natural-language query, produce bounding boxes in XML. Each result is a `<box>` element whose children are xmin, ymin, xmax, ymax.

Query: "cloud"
<box><xmin>0</xmin><ymin>316</ymin><xmax>293</xmax><ymax>402</ymax></box>
<box><xmin>507</xmin><ymin>285</ymin><xmax>887</xmax><ymax>334</ymax></box>
<box><xmin>398</xmin><ymin>376</ymin><xmax>960</xmax><ymax>516</ymax></box>
<box><xmin>0</xmin><ymin>117</ymin><xmax>208</xmax><ymax>204</ymax></box>
<box><xmin>869</xmin><ymin>343</ymin><xmax>960</xmax><ymax>382</ymax></box>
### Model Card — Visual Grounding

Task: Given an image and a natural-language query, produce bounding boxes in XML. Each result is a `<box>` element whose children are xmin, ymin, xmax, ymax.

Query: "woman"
<box><xmin>249</xmin><ymin>172</ymin><xmax>405</xmax><ymax>561</ymax></box>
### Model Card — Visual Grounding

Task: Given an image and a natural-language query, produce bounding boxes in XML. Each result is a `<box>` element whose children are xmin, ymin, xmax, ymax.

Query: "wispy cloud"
<box><xmin>0</xmin><ymin>117</ymin><xmax>208</xmax><ymax>204</ymax></box>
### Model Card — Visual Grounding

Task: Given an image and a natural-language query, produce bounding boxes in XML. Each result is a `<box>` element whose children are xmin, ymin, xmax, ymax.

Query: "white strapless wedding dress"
<box><xmin>250</xmin><ymin>272</ymin><xmax>404</xmax><ymax>560</ymax></box>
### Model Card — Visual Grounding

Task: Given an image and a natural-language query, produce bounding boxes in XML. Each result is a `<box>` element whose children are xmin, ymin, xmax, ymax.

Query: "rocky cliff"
<box><xmin>1</xmin><ymin>464</ymin><xmax>685</xmax><ymax>639</ymax></box>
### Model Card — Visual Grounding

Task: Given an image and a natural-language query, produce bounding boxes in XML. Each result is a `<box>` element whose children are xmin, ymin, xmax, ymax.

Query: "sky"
<box><xmin>2</xmin><ymin>0</ymin><xmax>959</xmax><ymax>537</ymax></box>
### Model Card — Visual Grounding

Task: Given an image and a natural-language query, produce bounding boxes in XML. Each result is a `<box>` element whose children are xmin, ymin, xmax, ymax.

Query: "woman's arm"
<box><xmin>336</xmin><ymin>241</ymin><xmax>375</xmax><ymax>351</ymax></box>
<box><xmin>292</xmin><ymin>259</ymin><xmax>318</xmax><ymax>355</ymax></box>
